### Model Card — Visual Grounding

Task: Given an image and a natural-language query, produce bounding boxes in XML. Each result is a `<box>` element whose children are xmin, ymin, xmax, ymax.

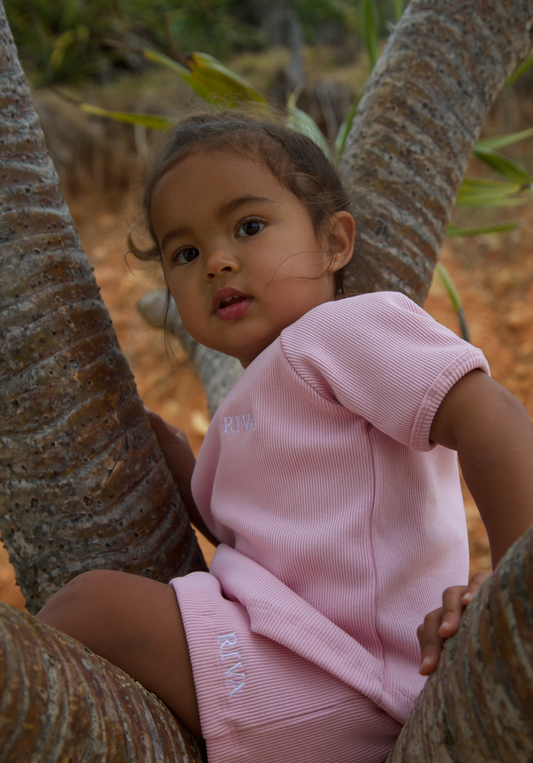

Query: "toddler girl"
<box><xmin>38</xmin><ymin>113</ymin><xmax>533</xmax><ymax>763</ymax></box>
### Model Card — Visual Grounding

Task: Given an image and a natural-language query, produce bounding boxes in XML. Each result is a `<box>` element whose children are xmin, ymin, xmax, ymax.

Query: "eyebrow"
<box><xmin>160</xmin><ymin>195</ymin><xmax>271</xmax><ymax>252</ymax></box>
<box><xmin>219</xmin><ymin>196</ymin><xmax>271</xmax><ymax>216</ymax></box>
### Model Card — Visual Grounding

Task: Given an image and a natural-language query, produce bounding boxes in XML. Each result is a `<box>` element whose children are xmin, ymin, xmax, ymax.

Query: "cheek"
<box><xmin>168</xmin><ymin>282</ymin><xmax>205</xmax><ymax>338</ymax></box>
<box><xmin>170</xmin><ymin>283</ymin><xmax>189</xmax><ymax>316</ymax></box>
<box><xmin>164</xmin><ymin>272</ymin><xmax>186</xmax><ymax>313</ymax></box>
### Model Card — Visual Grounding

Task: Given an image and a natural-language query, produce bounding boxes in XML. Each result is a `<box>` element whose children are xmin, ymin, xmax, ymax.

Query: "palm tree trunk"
<box><xmin>0</xmin><ymin>2</ymin><xmax>206</xmax><ymax>617</ymax></box>
<box><xmin>2</xmin><ymin>0</ymin><xmax>533</xmax><ymax>760</ymax></box>
<box><xmin>341</xmin><ymin>0</ymin><xmax>533</xmax><ymax>302</ymax></box>
<box><xmin>0</xmin><ymin>600</ymin><xmax>204</xmax><ymax>762</ymax></box>
<box><xmin>0</xmin><ymin>4</ymin><xmax>205</xmax><ymax>758</ymax></box>
<box><xmin>386</xmin><ymin>523</ymin><xmax>533</xmax><ymax>762</ymax></box>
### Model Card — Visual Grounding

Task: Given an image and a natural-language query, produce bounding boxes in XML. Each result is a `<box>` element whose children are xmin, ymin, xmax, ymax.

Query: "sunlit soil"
<box><xmin>3</xmin><ymin>197</ymin><xmax>533</xmax><ymax>609</ymax></box>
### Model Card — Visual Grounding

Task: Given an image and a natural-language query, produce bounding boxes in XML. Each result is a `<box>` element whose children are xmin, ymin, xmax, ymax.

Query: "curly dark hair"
<box><xmin>130</xmin><ymin>109</ymin><xmax>375</xmax><ymax>297</ymax></box>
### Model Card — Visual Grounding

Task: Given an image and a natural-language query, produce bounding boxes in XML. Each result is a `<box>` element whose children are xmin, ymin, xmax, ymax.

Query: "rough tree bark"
<box><xmin>340</xmin><ymin>0</ymin><xmax>533</xmax><ymax>303</ymax></box>
<box><xmin>0</xmin><ymin>2</ymin><xmax>205</xmax><ymax>760</ymax></box>
<box><xmin>0</xmin><ymin>3</ymin><xmax>206</xmax><ymax>615</ymax></box>
<box><xmin>1</xmin><ymin>0</ymin><xmax>533</xmax><ymax>760</ymax></box>
<box><xmin>0</xmin><ymin>600</ymin><xmax>203</xmax><ymax>762</ymax></box>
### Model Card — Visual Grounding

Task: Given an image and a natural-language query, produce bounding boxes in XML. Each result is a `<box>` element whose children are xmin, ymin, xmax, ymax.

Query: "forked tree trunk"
<box><xmin>0</xmin><ymin>3</ymin><xmax>205</xmax><ymax>760</ymax></box>
<box><xmin>1</xmin><ymin>0</ymin><xmax>533</xmax><ymax>760</ymax></box>
<box><xmin>0</xmin><ymin>4</ymin><xmax>206</xmax><ymax>615</ymax></box>
<box><xmin>340</xmin><ymin>0</ymin><xmax>533</xmax><ymax>303</ymax></box>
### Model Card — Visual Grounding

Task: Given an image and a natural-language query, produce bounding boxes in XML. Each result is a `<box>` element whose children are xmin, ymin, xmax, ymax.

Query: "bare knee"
<box><xmin>38</xmin><ymin>570</ymin><xmax>201</xmax><ymax>740</ymax></box>
<box><xmin>37</xmin><ymin>569</ymin><xmax>125</xmax><ymax>652</ymax></box>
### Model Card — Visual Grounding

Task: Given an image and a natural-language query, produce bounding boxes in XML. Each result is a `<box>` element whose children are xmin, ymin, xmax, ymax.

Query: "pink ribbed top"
<box><xmin>190</xmin><ymin>292</ymin><xmax>489</xmax><ymax>723</ymax></box>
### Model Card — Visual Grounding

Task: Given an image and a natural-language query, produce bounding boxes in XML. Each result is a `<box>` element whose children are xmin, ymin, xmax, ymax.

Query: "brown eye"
<box><xmin>238</xmin><ymin>220</ymin><xmax>264</xmax><ymax>238</ymax></box>
<box><xmin>176</xmin><ymin>247</ymin><xmax>199</xmax><ymax>264</ymax></box>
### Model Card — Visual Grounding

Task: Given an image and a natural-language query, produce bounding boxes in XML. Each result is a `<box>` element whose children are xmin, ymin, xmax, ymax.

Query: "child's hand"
<box><xmin>144</xmin><ymin>406</ymin><xmax>196</xmax><ymax>494</ymax></box>
<box><xmin>417</xmin><ymin>571</ymin><xmax>490</xmax><ymax>676</ymax></box>
<box><xmin>144</xmin><ymin>406</ymin><xmax>219</xmax><ymax>547</ymax></box>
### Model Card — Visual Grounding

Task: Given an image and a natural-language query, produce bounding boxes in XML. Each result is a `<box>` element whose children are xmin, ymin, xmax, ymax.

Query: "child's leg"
<box><xmin>36</xmin><ymin>570</ymin><xmax>201</xmax><ymax>739</ymax></box>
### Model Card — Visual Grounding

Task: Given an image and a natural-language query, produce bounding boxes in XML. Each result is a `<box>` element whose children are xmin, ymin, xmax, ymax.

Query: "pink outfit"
<box><xmin>171</xmin><ymin>292</ymin><xmax>489</xmax><ymax>762</ymax></box>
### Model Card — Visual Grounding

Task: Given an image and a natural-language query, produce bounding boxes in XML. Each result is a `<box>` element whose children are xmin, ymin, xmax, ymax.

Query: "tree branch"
<box><xmin>0</xmin><ymin>1</ymin><xmax>206</xmax><ymax>615</ymax></box>
<box><xmin>0</xmin><ymin>601</ymin><xmax>204</xmax><ymax>762</ymax></box>
<box><xmin>341</xmin><ymin>0</ymin><xmax>533</xmax><ymax>303</ymax></box>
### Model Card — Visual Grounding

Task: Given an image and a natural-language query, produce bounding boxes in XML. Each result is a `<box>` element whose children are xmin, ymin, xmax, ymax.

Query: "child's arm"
<box><xmin>430</xmin><ymin>369</ymin><xmax>533</xmax><ymax>567</ymax></box>
<box><xmin>418</xmin><ymin>368</ymin><xmax>533</xmax><ymax>674</ymax></box>
<box><xmin>144</xmin><ymin>407</ymin><xmax>219</xmax><ymax>548</ymax></box>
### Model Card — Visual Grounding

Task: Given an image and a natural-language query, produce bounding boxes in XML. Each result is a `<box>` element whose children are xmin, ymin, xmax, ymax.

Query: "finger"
<box><xmin>438</xmin><ymin>586</ymin><xmax>467</xmax><ymax>638</ymax></box>
<box><xmin>419</xmin><ymin>635</ymin><xmax>446</xmax><ymax>675</ymax></box>
<box><xmin>418</xmin><ymin>609</ymin><xmax>445</xmax><ymax>675</ymax></box>
<box><xmin>461</xmin><ymin>571</ymin><xmax>491</xmax><ymax>605</ymax></box>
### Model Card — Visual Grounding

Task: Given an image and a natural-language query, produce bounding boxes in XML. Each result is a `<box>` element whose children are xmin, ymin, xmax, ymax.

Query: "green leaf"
<box><xmin>473</xmin><ymin>145</ymin><xmax>531</xmax><ymax>184</ymax></box>
<box><xmin>456</xmin><ymin>178</ymin><xmax>528</xmax><ymax>207</ymax></box>
<box><xmin>434</xmin><ymin>263</ymin><xmax>470</xmax><ymax>342</ymax></box>
<box><xmin>142</xmin><ymin>47</ymin><xmax>268</xmax><ymax>108</ymax></box>
<box><xmin>334</xmin><ymin>91</ymin><xmax>364</xmax><ymax>164</ymax></box>
<box><xmin>80</xmin><ymin>104</ymin><xmax>172</xmax><ymax>130</ymax></box>
<box><xmin>49</xmin><ymin>29</ymin><xmax>76</xmax><ymax>73</ymax></box>
<box><xmin>142</xmin><ymin>47</ymin><xmax>213</xmax><ymax>101</ymax></box>
<box><xmin>392</xmin><ymin>0</ymin><xmax>405</xmax><ymax>23</ymax></box>
<box><xmin>142</xmin><ymin>47</ymin><xmax>190</xmax><ymax>77</ymax></box>
<box><xmin>446</xmin><ymin>222</ymin><xmax>519</xmax><ymax>237</ymax></box>
<box><xmin>287</xmin><ymin>89</ymin><xmax>331</xmax><ymax>158</ymax></box>
<box><xmin>435</xmin><ymin>262</ymin><xmax>462</xmax><ymax>311</ymax></box>
<box><xmin>359</xmin><ymin>0</ymin><xmax>380</xmax><ymax>71</ymax></box>
<box><xmin>477</xmin><ymin>126</ymin><xmax>533</xmax><ymax>151</ymax></box>
<box><xmin>506</xmin><ymin>53</ymin><xmax>533</xmax><ymax>88</ymax></box>
<box><xmin>189</xmin><ymin>52</ymin><xmax>268</xmax><ymax>106</ymax></box>
<box><xmin>456</xmin><ymin>196</ymin><xmax>528</xmax><ymax>208</ymax></box>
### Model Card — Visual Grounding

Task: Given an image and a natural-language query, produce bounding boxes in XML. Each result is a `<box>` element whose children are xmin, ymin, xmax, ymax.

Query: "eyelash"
<box><xmin>236</xmin><ymin>217</ymin><xmax>266</xmax><ymax>238</ymax></box>
<box><xmin>172</xmin><ymin>246</ymin><xmax>199</xmax><ymax>265</ymax></box>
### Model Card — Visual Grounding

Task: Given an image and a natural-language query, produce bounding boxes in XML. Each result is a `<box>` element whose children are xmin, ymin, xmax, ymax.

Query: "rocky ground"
<box><xmin>2</xmin><ymin>193</ymin><xmax>533</xmax><ymax>610</ymax></box>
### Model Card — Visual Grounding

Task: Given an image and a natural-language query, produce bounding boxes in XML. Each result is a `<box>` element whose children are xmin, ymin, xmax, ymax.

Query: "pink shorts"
<box><xmin>171</xmin><ymin>572</ymin><xmax>402</xmax><ymax>763</ymax></box>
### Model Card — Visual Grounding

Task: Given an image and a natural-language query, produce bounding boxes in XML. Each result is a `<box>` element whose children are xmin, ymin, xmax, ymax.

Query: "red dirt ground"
<box><xmin>2</xmin><ymin>197</ymin><xmax>533</xmax><ymax>610</ymax></box>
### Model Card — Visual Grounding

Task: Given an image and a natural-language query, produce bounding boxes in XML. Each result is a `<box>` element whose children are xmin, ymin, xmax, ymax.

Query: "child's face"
<box><xmin>150</xmin><ymin>150</ymin><xmax>351</xmax><ymax>367</ymax></box>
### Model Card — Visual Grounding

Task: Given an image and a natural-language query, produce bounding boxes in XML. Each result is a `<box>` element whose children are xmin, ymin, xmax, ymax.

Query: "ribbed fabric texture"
<box><xmin>173</xmin><ymin>572</ymin><xmax>403</xmax><ymax>762</ymax></box>
<box><xmin>178</xmin><ymin>292</ymin><xmax>489</xmax><ymax>750</ymax></box>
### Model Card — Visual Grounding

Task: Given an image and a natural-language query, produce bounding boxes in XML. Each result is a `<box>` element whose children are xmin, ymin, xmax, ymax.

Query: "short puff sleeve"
<box><xmin>280</xmin><ymin>292</ymin><xmax>489</xmax><ymax>451</ymax></box>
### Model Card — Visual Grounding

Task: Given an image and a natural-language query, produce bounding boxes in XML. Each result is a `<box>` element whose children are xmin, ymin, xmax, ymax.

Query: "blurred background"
<box><xmin>3</xmin><ymin>0</ymin><xmax>533</xmax><ymax>609</ymax></box>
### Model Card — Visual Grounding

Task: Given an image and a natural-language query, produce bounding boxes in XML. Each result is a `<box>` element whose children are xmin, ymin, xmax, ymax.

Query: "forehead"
<box><xmin>152</xmin><ymin>149</ymin><xmax>287</xmax><ymax>206</ymax></box>
<box><xmin>149</xmin><ymin>149</ymin><xmax>311</xmax><ymax>246</ymax></box>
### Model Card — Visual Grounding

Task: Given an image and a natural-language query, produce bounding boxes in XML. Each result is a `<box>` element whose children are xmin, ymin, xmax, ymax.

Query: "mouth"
<box><xmin>213</xmin><ymin>288</ymin><xmax>253</xmax><ymax>321</ymax></box>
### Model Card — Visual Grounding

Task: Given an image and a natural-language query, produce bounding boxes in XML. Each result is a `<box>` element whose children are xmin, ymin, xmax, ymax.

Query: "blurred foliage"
<box><xmin>4</xmin><ymin>0</ymin><xmax>395</xmax><ymax>85</ymax></box>
<box><xmin>4</xmin><ymin>0</ymin><xmax>263</xmax><ymax>83</ymax></box>
<box><xmin>5</xmin><ymin>0</ymin><xmax>119</xmax><ymax>82</ymax></box>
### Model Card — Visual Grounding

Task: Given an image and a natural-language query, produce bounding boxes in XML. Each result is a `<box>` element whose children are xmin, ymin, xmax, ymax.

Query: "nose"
<box><xmin>204</xmin><ymin>247</ymin><xmax>239</xmax><ymax>280</ymax></box>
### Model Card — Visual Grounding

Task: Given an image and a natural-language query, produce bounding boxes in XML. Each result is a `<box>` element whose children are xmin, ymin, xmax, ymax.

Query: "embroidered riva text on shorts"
<box><xmin>217</xmin><ymin>632</ymin><xmax>246</xmax><ymax>697</ymax></box>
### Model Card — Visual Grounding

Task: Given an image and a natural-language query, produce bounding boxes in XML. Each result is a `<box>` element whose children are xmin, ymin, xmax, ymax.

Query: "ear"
<box><xmin>325</xmin><ymin>211</ymin><xmax>355</xmax><ymax>273</ymax></box>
